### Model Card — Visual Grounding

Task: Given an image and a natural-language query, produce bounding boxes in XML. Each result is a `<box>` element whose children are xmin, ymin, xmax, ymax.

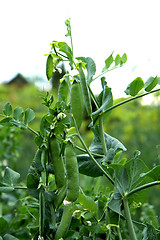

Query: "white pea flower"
<box><xmin>57</xmin><ymin>67</ymin><xmax>62</xmax><ymax>74</ymax></box>
<box><xmin>50</xmin><ymin>122</ymin><xmax>56</xmax><ymax>130</ymax></box>
<box><xmin>86</xmin><ymin>221</ymin><xmax>92</xmax><ymax>226</ymax></box>
<box><xmin>57</xmin><ymin>112</ymin><xmax>66</xmax><ymax>120</ymax></box>
<box><xmin>38</xmin><ymin>236</ymin><xmax>44</xmax><ymax>240</ymax></box>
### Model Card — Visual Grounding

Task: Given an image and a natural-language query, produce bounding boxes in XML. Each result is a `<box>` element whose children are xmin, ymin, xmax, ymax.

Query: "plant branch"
<box><xmin>0</xmin><ymin>114</ymin><xmax>6</xmax><ymax>118</ymax></box>
<box><xmin>72</xmin><ymin>114</ymin><xmax>114</xmax><ymax>185</ymax></box>
<box><xmin>93</xmin><ymin>88</ymin><xmax>160</xmax><ymax>123</ymax></box>
<box><xmin>117</xmin><ymin>226</ymin><xmax>123</xmax><ymax>240</ymax></box>
<box><xmin>93</xmin><ymin>65</ymin><xmax>123</xmax><ymax>82</ymax></box>
<box><xmin>88</xmin><ymin>85</ymin><xmax>100</xmax><ymax>109</ymax></box>
<box><xmin>69</xmin><ymin>24</ymin><xmax>74</xmax><ymax>57</ymax></box>
<box><xmin>14</xmin><ymin>186</ymin><xmax>27</xmax><ymax>190</ymax></box>
<box><xmin>0</xmin><ymin>114</ymin><xmax>38</xmax><ymax>136</ymax></box>
<box><xmin>99</xmin><ymin>114</ymin><xmax>107</xmax><ymax>155</ymax></box>
<box><xmin>74</xmin><ymin>144</ymin><xmax>104</xmax><ymax>157</ymax></box>
<box><xmin>27</xmin><ymin>126</ymin><xmax>39</xmax><ymax>136</ymax></box>
<box><xmin>56</xmin><ymin>51</ymin><xmax>69</xmax><ymax>59</ymax></box>
<box><xmin>104</xmin><ymin>88</ymin><xmax>160</xmax><ymax>114</ymax></box>
<box><xmin>123</xmin><ymin>197</ymin><xmax>137</xmax><ymax>240</ymax></box>
<box><xmin>126</xmin><ymin>181</ymin><xmax>160</xmax><ymax>197</ymax></box>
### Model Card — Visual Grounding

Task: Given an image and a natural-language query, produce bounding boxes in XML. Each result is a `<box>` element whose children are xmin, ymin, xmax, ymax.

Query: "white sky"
<box><xmin>0</xmin><ymin>0</ymin><xmax>160</xmax><ymax>98</ymax></box>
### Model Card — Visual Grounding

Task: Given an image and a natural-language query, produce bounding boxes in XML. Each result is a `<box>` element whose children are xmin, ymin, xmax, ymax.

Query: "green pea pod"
<box><xmin>54</xmin><ymin>204</ymin><xmax>73</xmax><ymax>240</ymax></box>
<box><xmin>65</xmin><ymin>142</ymin><xmax>79</xmax><ymax>202</ymax></box>
<box><xmin>54</xmin><ymin>180</ymin><xmax>67</xmax><ymax>209</ymax></box>
<box><xmin>79</xmin><ymin>65</ymin><xmax>92</xmax><ymax>117</ymax></box>
<box><xmin>39</xmin><ymin>187</ymin><xmax>45</xmax><ymax>237</ymax></box>
<box><xmin>71</xmin><ymin>80</ymin><xmax>84</xmax><ymax>129</ymax></box>
<box><xmin>50</xmin><ymin>136</ymin><xmax>65</xmax><ymax>189</ymax></box>
<box><xmin>41</xmin><ymin>150</ymin><xmax>46</xmax><ymax>170</ymax></box>
<box><xmin>58</xmin><ymin>79</ymin><xmax>69</xmax><ymax>104</ymax></box>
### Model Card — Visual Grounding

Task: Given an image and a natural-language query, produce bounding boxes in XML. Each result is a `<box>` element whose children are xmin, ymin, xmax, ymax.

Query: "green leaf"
<box><xmin>125</xmin><ymin>77</ymin><xmax>144</xmax><ymax>96</ymax></box>
<box><xmin>140</xmin><ymin>165</ymin><xmax>160</xmax><ymax>181</ymax></box>
<box><xmin>141</xmin><ymin>203</ymin><xmax>159</xmax><ymax>229</ymax></box>
<box><xmin>13</xmin><ymin>106</ymin><xmax>24</xmax><ymax>121</ymax></box>
<box><xmin>108</xmin><ymin>196</ymin><xmax>122</xmax><ymax>215</ymax></box>
<box><xmin>125</xmin><ymin>158</ymin><xmax>149</xmax><ymax>190</ymax></box>
<box><xmin>27</xmin><ymin>173</ymin><xmax>39</xmax><ymax>189</ymax></box>
<box><xmin>0</xmin><ymin>217</ymin><xmax>9</xmax><ymax>235</ymax></box>
<box><xmin>157</xmin><ymin>77</ymin><xmax>160</xmax><ymax>85</ymax></box>
<box><xmin>119</xmin><ymin>166</ymin><xmax>130</xmax><ymax>193</ymax></box>
<box><xmin>27</xmin><ymin>173</ymin><xmax>40</xmax><ymax>199</ymax></box>
<box><xmin>93</xmin><ymin>87</ymin><xmax>113</xmax><ymax>116</ymax></box>
<box><xmin>108</xmin><ymin>164</ymin><xmax>130</xmax><ymax>194</ymax></box>
<box><xmin>100</xmin><ymin>76</ymin><xmax>107</xmax><ymax>90</ymax></box>
<box><xmin>24</xmin><ymin>108</ymin><xmax>35</xmax><ymax>125</ymax></box>
<box><xmin>65</xmin><ymin>18</ymin><xmax>71</xmax><ymax>37</ymax></box>
<box><xmin>76</xmin><ymin>57</ymin><xmax>96</xmax><ymax>84</ymax></box>
<box><xmin>104</xmin><ymin>53</ymin><xmax>114</xmax><ymax>70</ymax></box>
<box><xmin>89</xmin><ymin>126</ymin><xmax>127</xmax><ymax>155</ymax></box>
<box><xmin>121</xmin><ymin>53</ymin><xmax>127</xmax><ymax>64</ymax></box>
<box><xmin>0</xmin><ymin>183</ymin><xmax>14</xmax><ymax>193</ymax></box>
<box><xmin>3</xmin><ymin>167</ymin><xmax>20</xmax><ymax>186</ymax></box>
<box><xmin>143</xmin><ymin>224</ymin><xmax>158</xmax><ymax>240</ymax></box>
<box><xmin>3</xmin><ymin>102</ymin><xmax>12</xmax><ymax>116</ymax></box>
<box><xmin>77</xmin><ymin>154</ymin><xmax>103</xmax><ymax>177</ymax></box>
<box><xmin>80</xmin><ymin>127</ymin><xmax>127</xmax><ymax>172</ymax></box>
<box><xmin>46</xmin><ymin>54</ymin><xmax>53</xmax><ymax>80</ymax></box>
<box><xmin>3</xmin><ymin>234</ymin><xmax>19</xmax><ymax>240</ymax></box>
<box><xmin>9</xmin><ymin>119</ymin><xmax>27</xmax><ymax>130</ymax></box>
<box><xmin>57</xmin><ymin>42</ymin><xmax>74</xmax><ymax>69</ymax></box>
<box><xmin>0</xmin><ymin>117</ymin><xmax>12</xmax><ymax>126</ymax></box>
<box><xmin>124</xmin><ymin>158</ymin><xmax>151</xmax><ymax>204</ymax></box>
<box><xmin>78</xmin><ymin>193</ymin><xmax>98</xmax><ymax>215</ymax></box>
<box><xmin>115</xmin><ymin>54</ymin><xmax>121</xmax><ymax>66</ymax></box>
<box><xmin>144</xmin><ymin>76</ymin><xmax>158</xmax><ymax>92</ymax></box>
<box><xmin>32</xmin><ymin>149</ymin><xmax>44</xmax><ymax>172</ymax></box>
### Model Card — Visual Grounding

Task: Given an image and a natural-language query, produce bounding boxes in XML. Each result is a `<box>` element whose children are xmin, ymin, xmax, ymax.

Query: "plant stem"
<box><xmin>27</xmin><ymin>126</ymin><xmax>39</xmax><ymax>136</ymax></box>
<box><xmin>72</xmin><ymin>114</ymin><xmax>114</xmax><ymax>185</ymax></box>
<box><xmin>104</xmin><ymin>88</ymin><xmax>160</xmax><ymax>114</ymax></box>
<box><xmin>0</xmin><ymin>114</ymin><xmax>6</xmax><ymax>118</ymax></box>
<box><xmin>123</xmin><ymin>197</ymin><xmax>137</xmax><ymax>240</ymax></box>
<box><xmin>94</xmin><ymin>88</ymin><xmax>160</xmax><ymax>123</ymax></box>
<box><xmin>99</xmin><ymin>114</ymin><xmax>107</xmax><ymax>155</ymax></box>
<box><xmin>14</xmin><ymin>186</ymin><xmax>27</xmax><ymax>190</ymax></box>
<box><xmin>126</xmin><ymin>181</ymin><xmax>160</xmax><ymax>197</ymax></box>
<box><xmin>70</xmin><ymin>27</ymin><xmax>74</xmax><ymax>57</ymax></box>
<box><xmin>88</xmin><ymin>85</ymin><xmax>100</xmax><ymax>109</ymax></box>
<box><xmin>93</xmin><ymin>65</ymin><xmax>123</xmax><ymax>82</ymax></box>
<box><xmin>74</xmin><ymin>144</ymin><xmax>104</xmax><ymax>157</ymax></box>
<box><xmin>117</xmin><ymin>225</ymin><xmax>123</xmax><ymax>240</ymax></box>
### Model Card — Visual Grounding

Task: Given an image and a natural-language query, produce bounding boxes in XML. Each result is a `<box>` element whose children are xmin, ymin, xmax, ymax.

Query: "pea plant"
<box><xmin>1</xmin><ymin>19</ymin><xmax>160</xmax><ymax>240</ymax></box>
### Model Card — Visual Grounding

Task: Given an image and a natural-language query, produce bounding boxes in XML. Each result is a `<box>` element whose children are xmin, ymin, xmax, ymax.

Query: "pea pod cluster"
<box><xmin>65</xmin><ymin>141</ymin><xmax>79</xmax><ymax>202</ymax></box>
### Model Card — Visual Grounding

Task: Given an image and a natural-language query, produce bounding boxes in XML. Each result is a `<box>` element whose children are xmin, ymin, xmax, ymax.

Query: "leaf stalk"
<box><xmin>123</xmin><ymin>197</ymin><xmax>137</xmax><ymax>240</ymax></box>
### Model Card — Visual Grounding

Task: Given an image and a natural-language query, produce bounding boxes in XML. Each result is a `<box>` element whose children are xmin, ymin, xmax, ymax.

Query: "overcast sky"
<box><xmin>1</xmin><ymin>0</ymin><xmax>160</xmax><ymax>98</ymax></box>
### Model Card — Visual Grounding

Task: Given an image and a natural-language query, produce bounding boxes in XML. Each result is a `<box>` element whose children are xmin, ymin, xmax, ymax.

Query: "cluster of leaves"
<box><xmin>0</xmin><ymin>19</ymin><xmax>160</xmax><ymax>240</ymax></box>
<box><xmin>125</xmin><ymin>76</ymin><xmax>160</xmax><ymax>96</ymax></box>
<box><xmin>0</xmin><ymin>103</ymin><xmax>35</xmax><ymax>130</ymax></box>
